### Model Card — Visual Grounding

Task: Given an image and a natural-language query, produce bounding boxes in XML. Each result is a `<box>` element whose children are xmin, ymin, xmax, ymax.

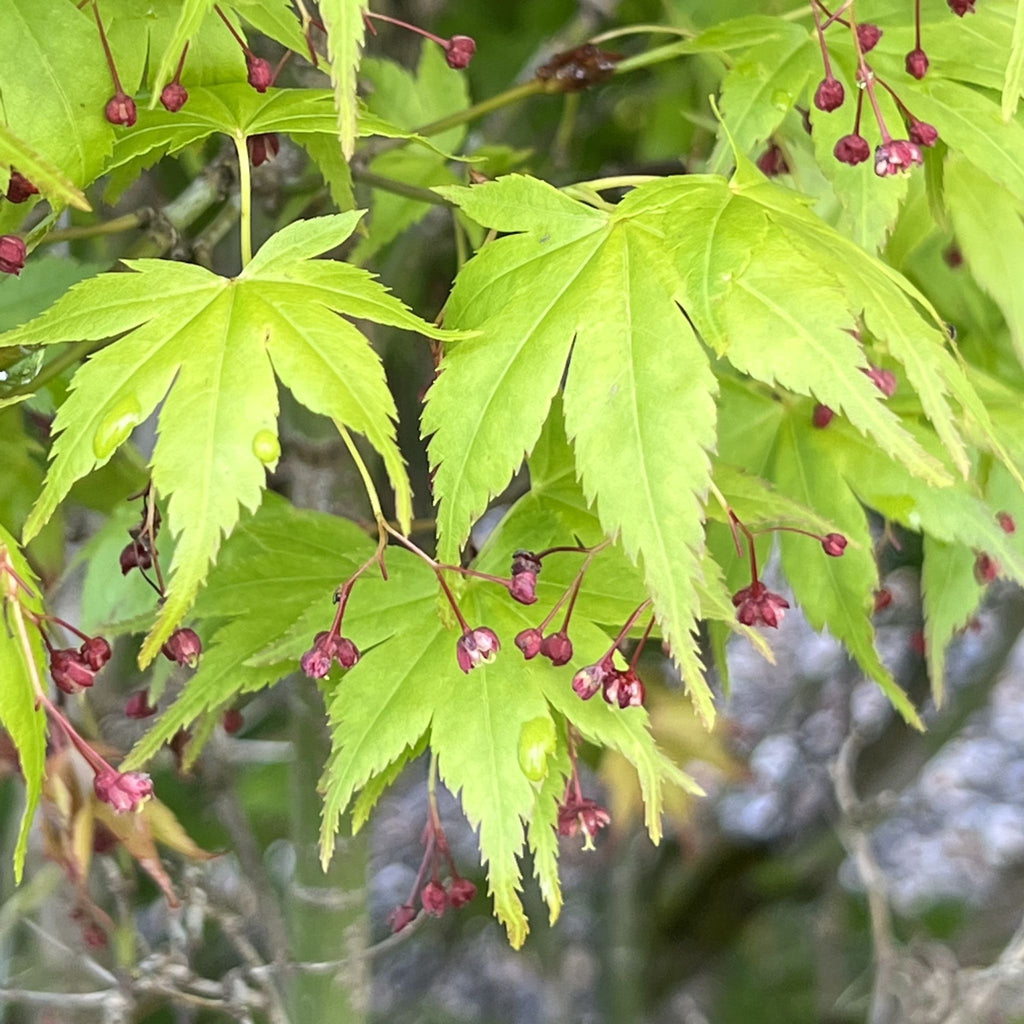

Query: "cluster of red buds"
<box><xmin>386</xmin><ymin>792</ymin><xmax>477</xmax><ymax>932</ymax></box>
<box><xmin>726</xmin><ymin>511</ymin><xmax>847</xmax><ymax>629</ymax></box>
<box><xmin>0</xmin><ymin>235</ymin><xmax>26</xmax><ymax>276</ymax></box>
<box><xmin>807</xmin><ymin>1</ymin><xmax>942</xmax><ymax>176</ymax></box>
<box><xmin>120</xmin><ymin>486</ymin><xmax>204</xmax><ymax>668</ymax></box>
<box><xmin>0</xmin><ymin>549</ymin><xmax>153</xmax><ymax>817</ymax></box>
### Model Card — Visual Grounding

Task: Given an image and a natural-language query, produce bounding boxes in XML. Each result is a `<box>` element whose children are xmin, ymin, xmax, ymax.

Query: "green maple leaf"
<box><xmin>0</xmin><ymin>524</ymin><xmax>48</xmax><ymax>882</ymax></box>
<box><xmin>0</xmin><ymin>0</ymin><xmax>113</xmax><ymax>215</ymax></box>
<box><xmin>129</xmin><ymin>487</ymin><xmax>693</xmax><ymax>947</ymax></box>
<box><xmin>426</xmin><ymin>174</ymin><xmax>718</xmax><ymax>722</ymax></box>
<box><xmin>0</xmin><ymin>213</ymin><xmax>454</xmax><ymax>666</ymax></box>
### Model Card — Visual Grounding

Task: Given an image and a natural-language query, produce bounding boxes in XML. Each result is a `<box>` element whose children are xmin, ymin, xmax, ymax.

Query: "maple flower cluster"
<box><xmin>726</xmin><ymin>511</ymin><xmax>848</xmax><ymax>631</ymax></box>
<box><xmin>386</xmin><ymin>800</ymin><xmax>477</xmax><ymax>932</ymax></box>
<box><xmin>758</xmin><ymin>0</ymin><xmax>953</xmax><ymax>180</ymax></box>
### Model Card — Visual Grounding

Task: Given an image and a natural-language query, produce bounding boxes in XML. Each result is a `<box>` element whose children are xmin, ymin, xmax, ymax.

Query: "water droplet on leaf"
<box><xmin>771</xmin><ymin>89</ymin><xmax>791</xmax><ymax>110</ymax></box>
<box><xmin>92</xmin><ymin>395</ymin><xmax>141</xmax><ymax>460</ymax></box>
<box><xmin>517</xmin><ymin>715</ymin><xmax>556</xmax><ymax>782</ymax></box>
<box><xmin>252</xmin><ymin>429</ymin><xmax>280</xmax><ymax>464</ymax></box>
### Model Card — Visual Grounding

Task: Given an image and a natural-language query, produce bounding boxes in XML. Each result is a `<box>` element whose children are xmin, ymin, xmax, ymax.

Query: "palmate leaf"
<box><xmin>427</xmin><ymin>176</ymin><xmax>717</xmax><ymax>721</ymax></box>
<box><xmin>103</xmin><ymin>0</ymin><xmax>242</xmax><ymax>99</ymax></box>
<box><xmin>124</xmin><ymin>496</ymin><xmax>690</xmax><ymax>947</ymax></box>
<box><xmin>0</xmin><ymin>524</ymin><xmax>48</xmax><ymax>882</ymax></box>
<box><xmin>0</xmin><ymin>214</ymin><xmax>454</xmax><ymax>666</ymax></box>
<box><xmin>427</xmin><ymin>168</ymin><xmax>990</xmax><ymax>724</ymax></box>
<box><xmin>0</xmin><ymin>0</ymin><xmax>112</xmax><ymax>210</ymax></box>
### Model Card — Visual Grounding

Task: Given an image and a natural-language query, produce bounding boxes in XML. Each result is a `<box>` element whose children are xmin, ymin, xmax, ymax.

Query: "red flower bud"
<box><xmin>508</xmin><ymin>570</ymin><xmax>538</xmax><ymax>605</ymax></box>
<box><xmin>539</xmin><ymin>630</ymin><xmax>573</xmax><ymax>667</ymax></box>
<box><xmin>857</xmin><ymin>24</ymin><xmax>882</xmax><ymax>52</ymax></box>
<box><xmin>814</xmin><ymin>77</ymin><xmax>845</xmax><ymax>112</ymax></box>
<box><xmin>160</xmin><ymin>82</ymin><xmax>188</xmax><ymax>113</ymax></box>
<box><xmin>5</xmin><ymin>171</ymin><xmax>38</xmax><ymax>203</ymax></box>
<box><xmin>125</xmin><ymin>690</ymin><xmax>157</xmax><ymax>719</ymax></box>
<box><xmin>50</xmin><ymin>649</ymin><xmax>96</xmax><ymax>695</ymax></box>
<box><xmin>161</xmin><ymin>627</ymin><xmax>202</xmax><ymax>668</ymax></box>
<box><xmin>448</xmin><ymin>876</ymin><xmax>477</xmax><ymax>908</ymax></box>
<box><xmin>105</xmin><ymin>91</ymin><xmax>137</xmax><ymax>127</ymax></box>
<box><xmin>247</xmin><ymin>132</ymin><xmax>280</xmax><ymax>167</ymax></box>
<box><xmin>974</xmin><ymin>552</ymin><xmax>999</xmax><ymax>584</ymax></box>
<box><xmin>420</xmin><ymin>880</ymin><xmax>448</xmax><ymax>917</ymax></box>
<box><xmin>948</xmin><ymin>0</ymin><xmax>975</xmax><ymax>15</ymax></box>
<box><xmin>79</xmin><ymin>635</ymin><xmax>112</xmax><ymax>671</ymax></box>
<box><xmin>0</xmin><ymin>235</ymin><xmax>26</xmax><ymax>275</ymax></box>
<box><xmin>905</xmin><ymin>48</ymin><xmax>929</xmax><ymax>80</ymax></box>
<box><xmin>813</xmin><ymin>403</ymin><xmax>834</xmax><ymax>428</ymax></box>
<box><xmin>515</xmin><ymin>628</ymin><xmax>543</xmax><ymax>660</ymax></box>
<box><xmin>833</xmin><ymin>134</ymin><xmax>870</xmax><ymax>166</ymax></box>
<box><xmin>444</xmin><ymin>35</ymin><xmax>476</xmax><ymax>69</ymax></box>
<box><xmin>222</xmin><ymin>708</ymin><xmax>244</xmax><ymax>734</ymax></box>
<box><xmin>822</xmin><ymin>532</ymin><xmax>848</xmax><ymax>557</ymax></box>
<box><xmin>997</xmin><ymin>511</ymin><xmax>1016</xmax><ymax>534</ymax></box>
<box><xmin>387</xmin><ymin>904</ymin><xmax>417</xmax><ymax>933</ymax></box>
<box><xmin>246</xmin><ymin>55</ymin><xmax>273</xmax><ymax>92</ymax></box>
<box><xmin>909</xmin><ymin>121</ymin><xmax>939</xmax><ymax>147</ymax></box>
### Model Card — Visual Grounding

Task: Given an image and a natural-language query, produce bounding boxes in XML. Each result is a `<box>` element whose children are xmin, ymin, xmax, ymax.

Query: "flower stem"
<box><xmin>601</xmin><ymin>598</ymin><xmax>654</xmax><ymax>663</ymax></box>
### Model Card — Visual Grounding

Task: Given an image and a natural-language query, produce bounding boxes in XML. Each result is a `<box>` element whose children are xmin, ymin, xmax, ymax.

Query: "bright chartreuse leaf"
<box><xmin>770</xmin><ymin>412</ymin><xmax>923</xmax><ymax>729</ymax></box>
<box><xmin>0</xmin><ymin>523</ymin><xmax>48</xmax><ymax>882</ymax></box>
<box><xmin>708</xmin><ymin>21</ymin><xmax>815</xmax><ymax>174</ymax></box>
<box><xmin>0</xmin><ymin>124</ymin><xmax>90</xmax><ymax>212</ymax></box>
<box><xmin>320</xmin><ymin>0</ymin><xmax>366</xmax><ymax>161</ymax></box>
<box><xmin>0</xmin><ymin>0</ymin><xmax>113</xmax><ymax>202</ymax></box>
<box><xmin>0</xmin><ymin>213</ymin><xmax>454</xmax><ymax>666</ymax></box>
<box><xmin>903</xmin><ymin>76</ymin><xmax>1024</xmax><ymax>204</ymax></box>
<box><xmin>124</xmin><ymin>495</ymin><xmax>691</xmax><ymax>946</ymax></box>
<box><xmin>427</xmin><ymin>174</ymin><xmax>718</xmax><ymax>723</ymax></box>
<box><xmin>104</xmin><ymin>0</ymin><xmax>242</xmax><ymax>99</ymax></box>
<box><xmin>1003</xmin><ymin>0</ymin><xmax>1024</xmax><ymax>118</ymax></box>
<box><xmin>921</xmin><ymin>537</ymin><xmax>983</xmax><ymax>706</ymax></box>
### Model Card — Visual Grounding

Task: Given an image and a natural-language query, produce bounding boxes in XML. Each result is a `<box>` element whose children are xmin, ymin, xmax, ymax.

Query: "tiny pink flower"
<box><xmin>863</xmin><ymin>366</ymin><xmax>898</xmax><ymax>397</ymax></box>
<box><xmin>456</xmin><ymin>627</ymin><xmax>500</xmax><ymax>673</ymax></box>
<box><xmin>93</xmin><ymin>769</ymin><xmax>153</xmax><ymax>813</ymax></box>
<box><xmin>997</xmin><ymin>511</ymin><xmax>1016</xmax><ymax>534</ymax></box>
<box><xmin>572</xmin><ymin>662</ymin><xmax>606</xmax><ymax>700</ymax></box>
<box><xmin>615</xmin><ymin>670</ymin><xmax>646</xmax><ymax>708</ymax></box>
<box><xmin>874</xmin><ymin>139</ymin><xmax>923</xmax><ymax>178</ymax></box>
<box><xmin>732</xmin><ymin>581</ymin><xmax>790</xmax><ymax>629</ymax></box>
